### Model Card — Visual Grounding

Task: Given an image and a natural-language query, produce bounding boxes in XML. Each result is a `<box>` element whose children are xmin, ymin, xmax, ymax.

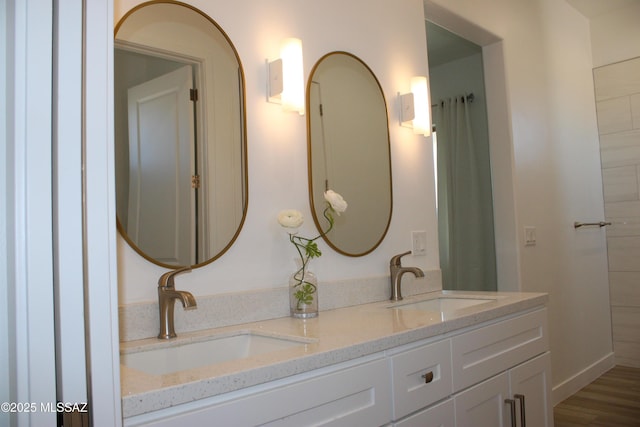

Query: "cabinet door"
<box><xmin>454</xmin><ymin>372</ymin><xmax>512</xmax><ymax>427</ymax></box>
<box><xmin>394</xmin><ymin>399</ymin><xmax>454</xmax><ymax>427</ymax></box>
<box><xmin>510</xmin><ymin>352</ymin><xmax>553</xmax><ymax>427</ymax></box>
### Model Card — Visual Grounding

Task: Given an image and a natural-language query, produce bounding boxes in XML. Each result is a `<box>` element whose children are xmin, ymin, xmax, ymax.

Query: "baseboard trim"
<box><xmin>552</xmin><ymin>352</ymin><xmax>615</xmax><ymax>406</ymax></box>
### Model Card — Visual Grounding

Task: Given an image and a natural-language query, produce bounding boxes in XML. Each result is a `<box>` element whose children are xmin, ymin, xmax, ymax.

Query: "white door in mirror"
<box><xmin>127</xmin><ymin>65</ymin><xmax>194</xmax><ymax>266</ymax></box>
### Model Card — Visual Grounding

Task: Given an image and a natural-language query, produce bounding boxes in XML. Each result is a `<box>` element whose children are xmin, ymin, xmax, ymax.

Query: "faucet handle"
<box><xmin>390</xmin><ymin>251</ymin><xmax>412</xmax><ymax>266</ymax></box>
<box><xmin>158</xmin><ymin>266</ymin><xmax>192</xmax><ymax>288</ymax></box>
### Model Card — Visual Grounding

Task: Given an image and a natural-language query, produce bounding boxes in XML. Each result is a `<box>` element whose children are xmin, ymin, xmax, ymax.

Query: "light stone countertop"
<box><xmin>120</xmin><ymin>290</ymin><xmax>548</xmax><ymax>418</ymax></box>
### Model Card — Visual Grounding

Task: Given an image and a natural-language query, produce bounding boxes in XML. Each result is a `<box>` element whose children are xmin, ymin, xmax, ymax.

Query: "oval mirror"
<box><xmin>114</xmin><ymin>1</ymin><xmax>247</xmax><ymax>268</ymax></box>
<box><xmin>307</xmin><ymin>52</ymin><xmax>392</xmax><ymax>256</ymax></box>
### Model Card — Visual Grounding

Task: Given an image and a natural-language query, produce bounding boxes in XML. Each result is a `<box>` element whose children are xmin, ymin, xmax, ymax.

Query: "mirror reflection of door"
<box><xmin>114</xmin><ymin>2</ymin><xmax>248</xmax><ymax>269</ymax></box>
<box><xmin>115</xmin><ymin>45</ymin><xmax>206</xmax><ymax>266</ymax></box>
<box><xmin>127</xmin><ymin>65</ymin><xmax>195</xmax><ymax>266</ymax></box>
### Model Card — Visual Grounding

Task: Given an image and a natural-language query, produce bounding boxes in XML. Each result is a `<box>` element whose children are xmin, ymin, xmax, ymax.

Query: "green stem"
<box><xmin>289</xmin><ymin>204</ymin><xmax>335</xmax><ymax>307</ymax></box>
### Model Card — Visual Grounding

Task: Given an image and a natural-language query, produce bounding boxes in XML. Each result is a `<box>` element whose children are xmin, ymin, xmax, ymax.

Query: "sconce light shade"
<box><xmin>399</xmin><ymin>76</ymin><xmax>431</xmax><ymax>136</ymax></box>
<box><xmin>268</xmin><ymin>38</ymin><xmax>305</xmax><ymax>115</ymax></box>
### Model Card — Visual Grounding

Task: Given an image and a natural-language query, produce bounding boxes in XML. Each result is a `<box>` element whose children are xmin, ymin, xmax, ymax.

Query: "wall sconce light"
<box><xmin>268</xmin><ymin>38</ymin><xmax>305</xmax><ymax>115</ymax></box>
<box><xmin>399</xmin><ymin>76</ymin><xmax>431</xmax><ymax>136</ymax></box>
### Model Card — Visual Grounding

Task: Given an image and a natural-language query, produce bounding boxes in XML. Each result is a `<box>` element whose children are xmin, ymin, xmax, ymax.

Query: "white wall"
<box><xmin>590</xmin><ymin>2</ymin><xmax>640</xmax><ymax>68</ymax></box>
<box><xmin>425</xmin><ymin>0</ymin><xmax>613</xmax><ymax>402</ymax></box>
<box><xmin>115</xmin><ymin>0</ymin><xmax>439</xmax><ymax>304</ymax></box>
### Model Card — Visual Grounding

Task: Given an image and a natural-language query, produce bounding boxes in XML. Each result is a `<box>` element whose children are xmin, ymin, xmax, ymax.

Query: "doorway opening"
<box><xmin>427</xmin><ymin>21</ymin><xmax>497</xmax><ymax>292</ymax></box>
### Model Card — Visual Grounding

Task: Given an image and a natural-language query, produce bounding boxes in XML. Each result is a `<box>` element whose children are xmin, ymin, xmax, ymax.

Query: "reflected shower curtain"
<box><xmin>435</xmin><ymin>96</ymin><xmax>497</xmax><ymax>291</ymax></box>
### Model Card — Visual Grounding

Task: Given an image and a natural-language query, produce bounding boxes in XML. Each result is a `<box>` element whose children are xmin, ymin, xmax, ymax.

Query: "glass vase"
<box><xmin>289</xmin><ymin>261</ymin><xmax>318</xmax><ymax>319</ymax></box>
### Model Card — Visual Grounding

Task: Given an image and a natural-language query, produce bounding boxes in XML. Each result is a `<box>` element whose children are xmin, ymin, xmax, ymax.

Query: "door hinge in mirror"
<box><xmin>191</xmin><ymin>175</ymin><xmax>201</xmax><ymax>189</ymax></box>
<box><xmin>190</xmin><ymin>88</ymin><xmax>198</xmax><ymax>101</ymax></box>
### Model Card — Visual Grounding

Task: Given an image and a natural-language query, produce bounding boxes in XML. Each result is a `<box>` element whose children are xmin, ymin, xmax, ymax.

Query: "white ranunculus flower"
<box><xmin>278</xmin><ymin>209</ymin><xmax>304</xmax><ymax>229</ymax></box>
<box><xmin>324</xmin><ymin>190</ymin><xmax>347</xmax><ymax>214</ymax></box>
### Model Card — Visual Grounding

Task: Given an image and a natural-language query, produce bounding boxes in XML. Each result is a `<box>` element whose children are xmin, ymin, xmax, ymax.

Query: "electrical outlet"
<box><xmin>412</xmin><ymin>231</ymin><xmax>427</xmax><ymax>256</ymax></box>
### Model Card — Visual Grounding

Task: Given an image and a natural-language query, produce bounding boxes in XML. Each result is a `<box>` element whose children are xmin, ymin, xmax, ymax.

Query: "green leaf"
<box><xmin>305</xmin><ymin>241</ymin><xmax>322</xmax><ymax>258</ymax></box>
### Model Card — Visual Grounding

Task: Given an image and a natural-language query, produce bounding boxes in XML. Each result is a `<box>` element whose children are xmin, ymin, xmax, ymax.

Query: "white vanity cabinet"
<box><xmin>389</xmin><ymin>308</ymin><xmax>552</xmax><ymax>427</ymax></box>
<box><xmin>123</xmin><ymin>304</ymin><xmax>552</xmax><ymax>427</ymax></box>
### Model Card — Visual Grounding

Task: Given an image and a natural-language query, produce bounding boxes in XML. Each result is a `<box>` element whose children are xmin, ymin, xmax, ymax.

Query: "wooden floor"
<box><xmin>554</xmin><ymin>365</ymin><xmax>640</xmax><ymax>426</ymax></box>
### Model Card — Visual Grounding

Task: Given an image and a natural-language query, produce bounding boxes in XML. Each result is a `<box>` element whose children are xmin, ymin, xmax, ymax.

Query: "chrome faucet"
<box><xmin>390</xmin><ymin>251</ymin><xmax>425</xmax><ymax>301</ymax></box>
<box><xmin>158</xmin><ymin>266</ymin><xmax>197</xmax><ymax>339</ymax></box>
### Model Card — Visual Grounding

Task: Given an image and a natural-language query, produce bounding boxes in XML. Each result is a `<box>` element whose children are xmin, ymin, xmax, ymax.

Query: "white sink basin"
<box><xmin>391</xmin><ymin>297</ymin><xmax>496</xmax><ymax>312</ymax></box>
<box><xmin>121</xmin><ymin>332</ymin><xmax>311</xmax><ymax>375</ymax></box>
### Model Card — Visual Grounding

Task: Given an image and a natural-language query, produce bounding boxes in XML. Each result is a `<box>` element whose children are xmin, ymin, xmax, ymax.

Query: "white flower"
<box><xmin>324</xmin><ymin>190</ymin><xmax>347</xmax><ymax>215</ymax></box>
<box><xmin>278</xmin><ymin>209</ymin><xmax>304</xmax><ymax>229</ymax></box>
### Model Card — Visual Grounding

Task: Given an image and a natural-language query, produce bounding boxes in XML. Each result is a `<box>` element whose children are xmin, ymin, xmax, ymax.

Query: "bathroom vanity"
<box><xmin>121</xmin><ymin>291</ymin><xmax>552</xmax><ymax>426</ymax></box>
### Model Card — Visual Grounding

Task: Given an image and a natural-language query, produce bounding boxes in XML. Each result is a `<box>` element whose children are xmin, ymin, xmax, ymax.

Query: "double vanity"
<box><xmin>114</xmin><ymin>3</ymin><xmax>552</xmax><ymax>426</ymax></box>
<box><xmin>121</xmin><ymin>291</ymin><xmax>552</xmax><ymax>426</ymax></box>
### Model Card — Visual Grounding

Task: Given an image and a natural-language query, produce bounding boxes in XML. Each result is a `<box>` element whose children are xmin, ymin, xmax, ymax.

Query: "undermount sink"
<box><xmin>391</xmin><ymin>297</ymin><xmax>497</xmax><ymax>313</ymax></box>
<box><xmin>121</xmin><ymin>332</ymin><xmax>312</xmax><ymax>376</ymax></box>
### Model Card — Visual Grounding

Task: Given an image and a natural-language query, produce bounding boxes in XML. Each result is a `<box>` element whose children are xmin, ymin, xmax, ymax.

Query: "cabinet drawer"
<box><xmin>389</xmin><ymin>339</ymin><xmax>453</xmax><ymax>420</ymax></box>
<box><xmin>451</xmin><ymin>308</ymin><xmax>548</xmax><ymax>392</ymax></box>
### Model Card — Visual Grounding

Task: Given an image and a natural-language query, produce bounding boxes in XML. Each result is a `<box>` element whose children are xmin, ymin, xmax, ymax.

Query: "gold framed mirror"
<box><xmin>114</xmin><ymin>1</ymin><xmax>248</xmax><ymax>268</ymax></box>
<box><xmin>307</xmin><ymin>52</ymin><xmax>392</xmax><ymax>256</ymax></box>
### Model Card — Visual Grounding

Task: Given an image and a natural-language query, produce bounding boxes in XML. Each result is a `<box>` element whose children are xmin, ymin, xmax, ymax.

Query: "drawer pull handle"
<box><xmin>505</xmin><ymin>399</ymin><xmax>516</xmax><ymax>427</ymax></box>
<box><xmin>515</xmin><ymin>394</ymin><xmax>526</xmax><ymax>427</ymax></box>
<box><xmin>421</xmin><ymin>371</ymin><xmax>434</xmax><ymax>384</ymax></box>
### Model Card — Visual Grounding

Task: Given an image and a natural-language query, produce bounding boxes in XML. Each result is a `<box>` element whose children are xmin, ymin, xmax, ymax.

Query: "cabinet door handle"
<box><xmin>514</xmin><ymin>394</ymin><xmax>526</xmax><ymax>427</ymax></box>
<box><xmin>421</xmin><ymin>371</ymin><xmax>434</xmax><ymax>384</ymax></box>
<box><xmin>505</xmin><ymin>399</ymin><xmax>517</xmax><ymax>427</ymax></box>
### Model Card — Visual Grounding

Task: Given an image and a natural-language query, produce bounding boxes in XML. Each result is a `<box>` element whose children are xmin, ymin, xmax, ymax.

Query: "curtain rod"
<box><xmin>432</xmin><ymin>92</ymin><xmax>474</xmax><ymax>107</ymax></box>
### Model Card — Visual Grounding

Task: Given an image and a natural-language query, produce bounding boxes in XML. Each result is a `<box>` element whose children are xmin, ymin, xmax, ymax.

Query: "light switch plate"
<box><xmin>412</xmin><ymin>231</ymin><xmax>427</xmax><ymax>256</ymax></box>
<box><xmin>524</xmin><ymin>226</ymin><xmax>537</xmax><ymax>246</ymax></box>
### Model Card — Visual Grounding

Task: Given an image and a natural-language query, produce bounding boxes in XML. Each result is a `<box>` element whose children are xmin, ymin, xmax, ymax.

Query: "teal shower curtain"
<box><xmin>435</xmin><ymin>96</ymin><xmax>497</xmax><ymax>291</ymax></box>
